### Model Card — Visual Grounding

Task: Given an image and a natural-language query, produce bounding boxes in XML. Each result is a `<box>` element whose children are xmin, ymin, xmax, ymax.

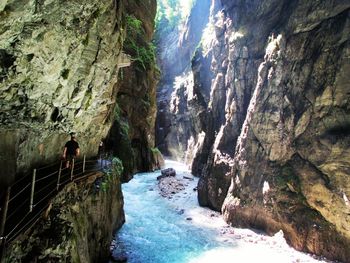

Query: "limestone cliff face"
<box><xmin>6</xmin><ymin>170</ymin><xmax>124</xmax><ymax>263</ymax></box>
<box><xmin>218</xmin><ymin>1</ymin><xmax>350</xmax><ymax>261</ymax></box>
<box><xmin>0</xmin><ymin>0</ymin><xmax>124</xmax><ymax>180</ymax></box>
<box><xmin>106</xmin><ymin>0</ymin><xmax>162</xmax><ymax>179</ymax></box>
<box><xmin>155</xmin><ymin>0</ymin><xmax>211</xmax><ymax>159</ymax></box>
<box><xmin>156</xmin><ymin>0</ymin><xmax>350</xmax><ymax>261</ymax></box>
<box><xmin>0</xmin><ymin>0</ymin><xmax>160</xmax><ymax>186</ymax></box>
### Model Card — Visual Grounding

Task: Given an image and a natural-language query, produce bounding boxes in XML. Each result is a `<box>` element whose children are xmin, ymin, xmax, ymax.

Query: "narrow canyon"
<box><xmin>0</xmin><ymin>0</ymin><xmax>349</xmax><ymax>262</ymax></box>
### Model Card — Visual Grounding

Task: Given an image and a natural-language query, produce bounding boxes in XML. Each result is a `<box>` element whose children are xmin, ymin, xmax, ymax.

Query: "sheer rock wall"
<box><xmin>156</xmin><ymin>0</ymin><xmax>350</xmax><ymax>261</ymax></box>
<box><xmin>105</xmin><ymin>0</ymin><xmax>161</xmax><ymax>179</ymax></box>
<box><xmin>155</xmin><ymin>0</ymin><xmax>211</xmax><ymax>159</ymax></box>
<box><xmin>0</xmin><ymin>0</ymin><xmax>158</xmax><ymax>187</ymax></box>
<box><xmin>218</xmin><ymin>1</ymin><xmax>350</xmax><ymax>261</ymax></box>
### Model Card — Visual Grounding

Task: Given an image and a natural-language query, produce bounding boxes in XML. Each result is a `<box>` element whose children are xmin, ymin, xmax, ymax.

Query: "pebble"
<box><xmin>111</xmin><ymin>253</ymin><xmax>127</xmax><ymax>262</ymax></box>
<box><xmin>177</xmin><ymin>209</ymin><xmax>185</xmax><ymax>215</ymax></box>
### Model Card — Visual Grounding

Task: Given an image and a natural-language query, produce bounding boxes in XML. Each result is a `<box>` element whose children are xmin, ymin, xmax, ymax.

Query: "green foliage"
<box><xmin>120</xmin><ymin>120</ymin><xmax>129</xmax><ymax>136</ymax></box>
<box><xmin>151</xmin><ymin>147</ymin><xmax>161</xmax><ymax>155</ymax></box>
<box><xmin>125</xmin><ymin>38</ymin><xmax>156</xmax><ymax>71</ymax></box>
<box><xmin>126</xmin><ymin>15</ymin><xmax>142</xmax><ymax>35</ymax></box>
<box><xmin>114</xmin><ymin>103</ymin><xmax>121</xmax><ymax>120</ymax></box>
<box><xmin>112</xmin><ymin>157</ymin><xmax>124</xmax><ymax>176</ymax></box>
<box><xmin>98</xmin><ymin>157</ymin><xmax>124</xmax><ymax>193</ymax></box>
<box><xmin>124</xmin><ymin>15</ymin><xmax>156</xmax><ymax>71</ymax></box>
<box><xmin>100</xmin><ymin>181</ymin><xmax>108</xmax><ymax>192</ymax></box>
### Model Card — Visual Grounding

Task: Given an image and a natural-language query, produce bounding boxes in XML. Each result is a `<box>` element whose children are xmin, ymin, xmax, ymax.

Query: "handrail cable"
<box><xmin>36</xmin><ymin>159</ymin><xmax>71</xmax><ymax>171</ymax></box>
<box><xmin>7</xmin><ymin>206</ymin><xmax>47</xmax><ymax>243</ymax></box>
<box><xmin>33</xmin><ymin>180</ymin><xmax>57</xmax><ymax>198</ymax></box>
<box><xmin>5</xmin><ymin>211</ymin><xmax>32</xmax><ymax>238</ymax></box>
<box><xmin>6</xmin><ymin>201</ymin><xmax>28</xmax><ymax>221</ymax></box>
<box><xmin>1</xmin><ymin>154</ymin><xmax>112</xmax><ymax>247</ymax></box>
<box><xmin>58</xmin><ymin>178</ymin><xmax>72</xmax><ymax>187</ymax></box>
<box><xmin>35</xmin><ymin>171</ymin><xmax>58</xmax><ymax>183</ymax></box>
<box><xmin>9</xmin><ymin>183</ymin><xmax>31</xmax><ymax>203</ymax></box>
<box><xmin>33</xmin><ymin>189</ymin><xmax>57</xmax><ymax>209</ymax></box>
<box><xmin>10</xmin><ymin>173</ymin><xmax>31</xmax><ymax>188</ymax></box>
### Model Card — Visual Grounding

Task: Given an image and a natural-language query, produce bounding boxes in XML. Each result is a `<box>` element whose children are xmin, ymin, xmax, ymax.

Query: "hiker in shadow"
<box><xmin>62</xmin><ymin>132</ymin><xmax>80</xmax><ymax>168</ymax></box>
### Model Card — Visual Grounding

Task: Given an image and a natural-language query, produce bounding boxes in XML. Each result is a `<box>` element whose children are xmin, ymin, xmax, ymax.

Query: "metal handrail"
<box><xmin>8</xmin><ymin>183</ymin><xmax>31</xmax><ymax>203</ymax></box>
<box><xmin>6</xmin><ymin>202</ymin><xmax>28</xmax><ymax>222</ymax></box>
<box><xmin>0</xmin><ymin>154</ymin><xmax>112</xmax><ymax>253</ymax></box>
<box><xmin>33</xmin><ymin>180</ymin><xmax>57</xmax><ymax>198</ymax></box>
<box><xmin>35</xmin><ymin>171</ymin><xmax>58</xmax><ymax>183</ymax></box>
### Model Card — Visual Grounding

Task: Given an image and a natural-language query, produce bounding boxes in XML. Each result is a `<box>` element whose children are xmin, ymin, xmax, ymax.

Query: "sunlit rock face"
<box><xmin>156</xmin><ymin>0</ymin><xmax>350</xmax><ymax>261</ymax></box>
<box><xmin>188</xmin><ymin>0</ymin><xmax>350</xmax><ymax>261</ymax></box>
<box><xmin>0</xmin><ymin>0</ymin><xmax>159</xmax><ymax>185</ymax></box>
<box><xmin>155</xmin><ymin>0</ymin><xmax>211</xmax><ymax>159</ymax></box>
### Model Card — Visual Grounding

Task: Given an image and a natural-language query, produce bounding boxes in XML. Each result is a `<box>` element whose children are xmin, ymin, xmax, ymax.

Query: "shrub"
<box><xmin>112</xmin><ymin>157</ymin><xmax>124</xmax><ymax>176</ymax></box>
<box><xmin>124</xmin><ymin>15</ymin><xmax>156</xmax><ymax>71</ymax></box>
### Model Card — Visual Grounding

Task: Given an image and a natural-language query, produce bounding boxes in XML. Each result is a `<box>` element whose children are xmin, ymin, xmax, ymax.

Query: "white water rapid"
<box><xmin>112</xmin><ymin>160</ymin><xmax>330</xmax><ymax>263</ymax></box>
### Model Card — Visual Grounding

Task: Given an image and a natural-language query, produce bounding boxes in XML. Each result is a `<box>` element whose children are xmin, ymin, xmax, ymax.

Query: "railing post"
<box><xmin>57</xmin><ymin>161</ymin><xmax>62</xmax><ymax>191</ymax></box>
<box><xmin>0</xmin><ymin>187</ymin><xmax>10</xmax><ymax>263</ymax></box>
<box><xmin>70</xmin><ymin>158</ymin><xmax>75</xmax><ymax>181</ymax></box>
<box><xmin>30</xmin><ymin>169</ymin><xmax>36</xmax><ymax>212</ymax></box>
<box><xmin>83</xmin><ymin>155</ymin><xmax>86</xmax><ymax>173</ymax></box>
<box><xmin>0</xmin><ymin>187</ymin><xmax>10</xmax><ymax>242</ymax></box>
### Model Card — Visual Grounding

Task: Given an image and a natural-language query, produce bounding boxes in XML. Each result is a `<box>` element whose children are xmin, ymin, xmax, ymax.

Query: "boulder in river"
<box><xmin>157</xmin><ymin>168</ymin><xmax>176</xmax><ymax>180</ymax></box>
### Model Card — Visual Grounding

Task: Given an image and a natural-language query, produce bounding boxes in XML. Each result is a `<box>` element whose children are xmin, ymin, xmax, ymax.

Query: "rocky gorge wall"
<box><xmin>106</xmin><ymin>0</ymin><xmax>162</xmax><ymax>179</ymax></box>
<box><xmin>6</xmin><ymin>168</ymin><xmax>124</xmax><ymax>263</ymax></box>
<box><xmin>0</xmin><ymin>0</ymin><xmax>160</xmax><ymax>187</ymax></box>
<box><xmin>0</xmin><ymin>0</ymin><xmax>159</xmax><ymax>261</ymax></box>
<box><xmin>156</xmin><ymin>0</ymin><xmax>350</xmax><ymax>261</ymax></box>
<box><xmin>155</xmin><ymin>0</ymin><xmax>211</xmax><ymax>159</ymax></box>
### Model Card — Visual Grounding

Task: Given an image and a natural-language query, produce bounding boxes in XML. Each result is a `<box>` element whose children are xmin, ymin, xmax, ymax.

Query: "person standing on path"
<box><xmin>62</xmin><ymin>132</ymin><xmax>80</xmax><ymax>168</ymax></box>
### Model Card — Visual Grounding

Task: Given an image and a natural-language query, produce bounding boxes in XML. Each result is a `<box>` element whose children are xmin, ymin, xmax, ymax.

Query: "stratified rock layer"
<box><xmin>212</xmin><ymin>1</ymin><xmax>350</xmax><ymax>261</ymax></box>
<box><xmin>0</xmin><ymin>0</ymin><xmax>126</xmax><ymax>183</ymax></box>
<box><xmin>0</xmin><ymin>0</ymin><xmax>160</xmax><ymax>186</ymax></box>
<box><xmin>156</xmin><ymin>0</ymin><xmax>350</xmax><ymax>261</ymax></box>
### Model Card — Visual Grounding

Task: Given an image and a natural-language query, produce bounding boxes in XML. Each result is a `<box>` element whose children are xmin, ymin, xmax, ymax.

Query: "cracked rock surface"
<box><xmin>156</xmin><ymin>0</ymin><xmax>350</xmax><ymax>261</ymax></box>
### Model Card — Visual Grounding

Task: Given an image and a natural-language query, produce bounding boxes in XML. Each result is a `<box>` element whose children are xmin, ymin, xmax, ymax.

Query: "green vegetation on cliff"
<box><xmin>124</xmin><ymin>15</ymin><xmax>156</xmax><ymax>71</ymax></box>
<box><xmin>100</xmin><ymin>157</ymin><xmax>124</xmax><ymax>192</ymax></box>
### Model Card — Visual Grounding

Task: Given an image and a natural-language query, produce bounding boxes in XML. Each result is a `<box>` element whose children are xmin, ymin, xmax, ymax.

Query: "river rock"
<box><xmin>157</xmin><ymin>168</ymin><xmax>176</xmax><ymax>180</ymax></box>
<box><xmin>158</xmin><ymin>176</ymin><xmax>186</xmax><ymax>198</ymax></box>
<box><xmin>111</xmin><ymin>253</ymin><xmax>128</xmax><ymax>263</ymax></box>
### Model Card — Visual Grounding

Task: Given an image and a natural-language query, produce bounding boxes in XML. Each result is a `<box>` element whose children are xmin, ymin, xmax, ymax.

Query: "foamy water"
<box><xmin>112</xmin><ymin>160</ymin><xmax>330</xmax><ymax>263</ymax></box>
